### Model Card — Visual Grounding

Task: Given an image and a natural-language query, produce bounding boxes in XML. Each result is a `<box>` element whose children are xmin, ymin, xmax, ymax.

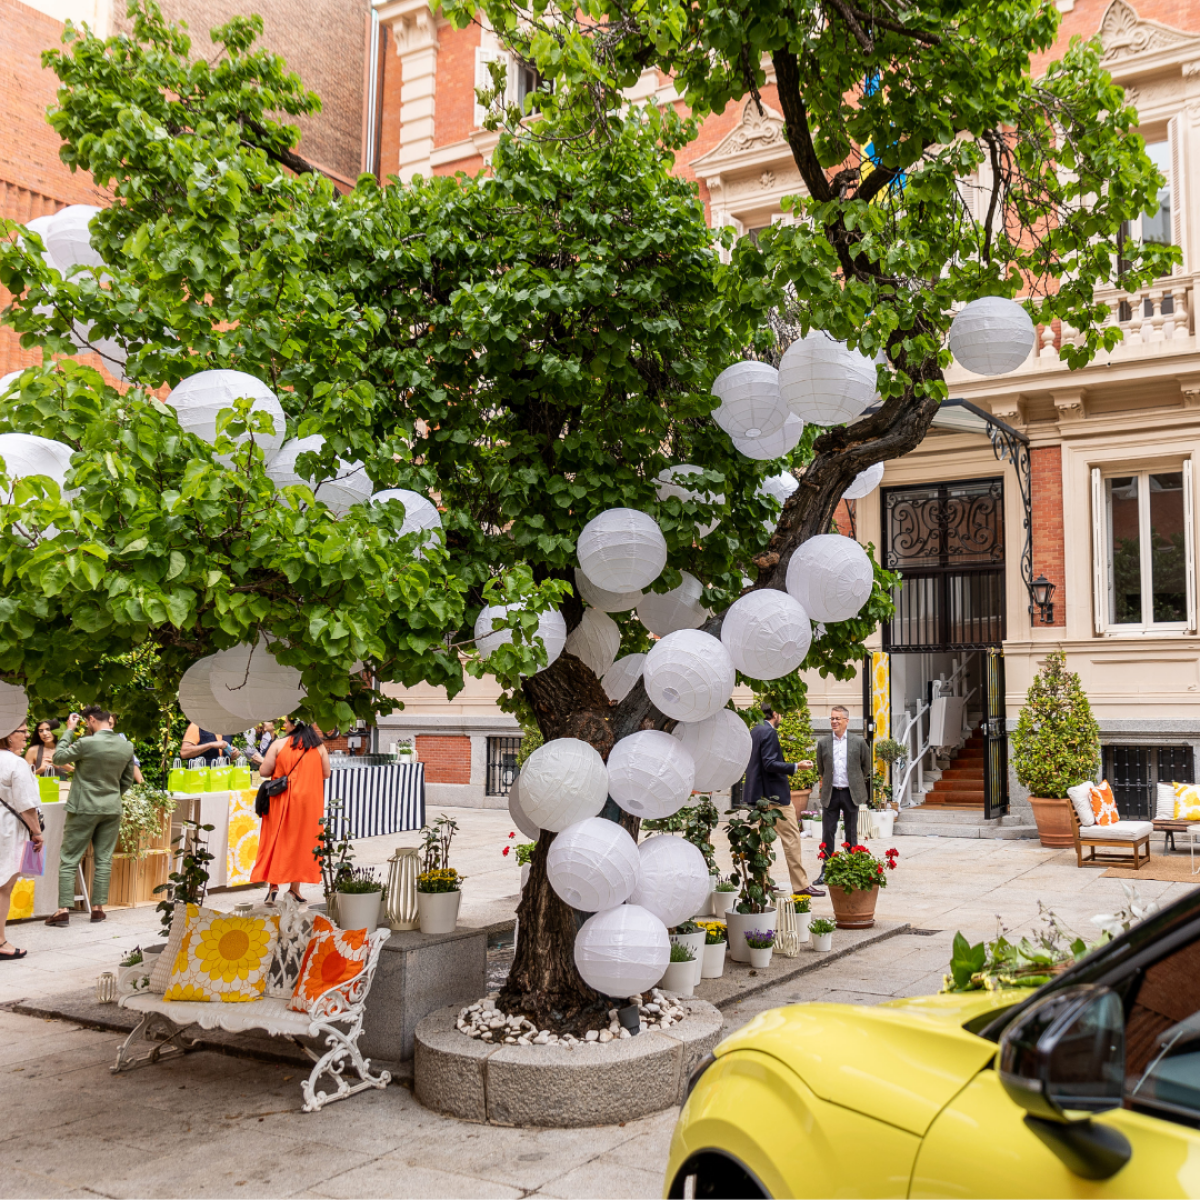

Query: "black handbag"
<box><xmin>254</xmin><ymin>746</ymin><xmax>311</xmax><ymax>818</ymax></box>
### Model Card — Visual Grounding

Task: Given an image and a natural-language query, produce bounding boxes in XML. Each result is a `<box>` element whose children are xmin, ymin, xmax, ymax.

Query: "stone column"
<box><xmin>377</xmin><ymin>0</ymin><xmax>440</xmax><ymax>182</ymax></box>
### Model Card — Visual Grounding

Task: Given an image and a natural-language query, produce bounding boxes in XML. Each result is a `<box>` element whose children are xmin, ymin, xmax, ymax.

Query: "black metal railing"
<box><xmin>1102</xmin><ymin>744</ymin><xmax>1195</xmax><ymax>820</ymax></box>
<box><xmin>486</xmin><ymin>736</ymin><xmax>523</xmax><ymax>796</ymax></box>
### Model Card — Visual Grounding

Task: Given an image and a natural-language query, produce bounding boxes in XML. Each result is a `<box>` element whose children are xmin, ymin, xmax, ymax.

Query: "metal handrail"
<box><xmin>893</xmin><ymin>698</ymin><xmax>933</xmax><ymax>809</ymax></box>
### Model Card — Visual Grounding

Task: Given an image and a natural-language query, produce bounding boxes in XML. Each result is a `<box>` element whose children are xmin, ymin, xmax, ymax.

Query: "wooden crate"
<box><xmin>106</xmin><ymin>851</ymin><xmax>171</xmax><ymax>908</ymax></box>
<box><xmin>116</xmin><ymin>810</ymin><xmax>173</xmax><ymax>857</ymax></box>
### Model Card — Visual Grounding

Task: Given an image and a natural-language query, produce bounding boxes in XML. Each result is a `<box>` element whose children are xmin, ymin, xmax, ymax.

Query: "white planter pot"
<box><xmin>418</xmin><ymin>889</ymin><xmax>462</xmax><ymax>935</ymax></box>
<box><xmin>659</xmin><ymin>959</ymin><xmax>695</xmax><ymax>998</ymax></box>
<box><xmin>520</xmin><ymin>863</ymin><xmax>531</xmax><ymax>890</ymax></box>
<box><xmin>710</xmin><ymin>890</ymin><xmax>736</xmax><ymax>918</ymax></box>
<box><xmin>813</xmin><ymin>932</ymin><xmax>833</xmax><ymax>952</ymax></box>
<box><xmin>748</xmin><ymin>946</ymin><xmax>773</xmax><ymax>970</ymax></box>
<box><xmin>795</xmin><ymin>911</ymin><xmax>812</xmax><ymax>943</ymax></box>
<box><xmin>671</xmin><ymin>931</ymin><xmax>707</xmax><ymax>991</ymax></box>
<box><xmin>876</xmin><ymin>810</ymin><xmax>896</xmax><ymax>839</ymax></box>
<box><xmin>701</xmin><ymin>941</ymin><xmax>726</xmax><ymax>979</ymax></box>
<box><xmin>335</xmin><ymin>889</ymin><xmax>383</xmax><ymax>933</ymax></box>
<box><xmin>801</xmin><ymin>819</ymin><xmax>816</xmax><ymax>835</ymax></box>
<box><xmin>726</xmin><ymin>907</ymin><xmax>777</xmax><ymax>963</ymax></box>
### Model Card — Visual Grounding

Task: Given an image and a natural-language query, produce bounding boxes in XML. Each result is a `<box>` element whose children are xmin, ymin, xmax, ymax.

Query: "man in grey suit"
<box><xmin>813</xmin><ymin>705</ymin><xmax>873</xmax><ymax>885</ymax></box>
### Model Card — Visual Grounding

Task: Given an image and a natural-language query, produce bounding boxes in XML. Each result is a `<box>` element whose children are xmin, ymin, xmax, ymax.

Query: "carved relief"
<box><xmin>706</xmin><ymin>101</ymin><xmax>787</xmax><ymax>161</ymax></box>
<box><xmin>1099</xmin><ymin>0</ymin><xmax>1196</xmax><ymax>63</ymax></box>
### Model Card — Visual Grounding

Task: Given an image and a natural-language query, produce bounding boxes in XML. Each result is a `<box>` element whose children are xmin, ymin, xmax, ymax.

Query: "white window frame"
<box><xmin>1091</xmin><ymin>461</ymin><xmax>1195</xmax><ymax>636</ymax></box>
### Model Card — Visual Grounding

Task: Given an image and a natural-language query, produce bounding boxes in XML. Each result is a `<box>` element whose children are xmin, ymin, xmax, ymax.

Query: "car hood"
<box><xmin>714</xmin><ymin>992</ymin><xmax>1012</xmax><ymax>1137</ymax></box>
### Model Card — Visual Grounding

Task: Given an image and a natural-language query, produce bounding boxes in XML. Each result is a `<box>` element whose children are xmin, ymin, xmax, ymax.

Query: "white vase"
<box><xmin>335</xmin><ymin>889</ymin><xmax>383</xmax><ymax>933</ymax></box>
<box><xmin>659</xmin><ymin>959</ymin><xmax>695</xmax><ymax>997</ymax></box>
<box><xmin>418</xmin><ymin>889</ymin><xmax>461</xmax><ymax>935</ymax></box>
<box><xmin>701</xmin><ymin>941</ymin><xmax>726</xmax><ymax>979</ymax></box>
<box><xmin>748</xmin><ymin>946</ymin><xmax>773</xmax><ymax>969</ymax></box>
<box><xmin>795</xmin><ymin>911</ymin><xmax>812</xmax><ymax>943</ymax></box>
<box><xmin>671</xmin><ymin>931</ymin><xmax>707</xmax><ymax>991</ymax></box>
<box><xmin>710</xmin><ymin>890</ymin><xmax>736</xmax><ymax>918</ymax></box>
<box><xmin>813</xmin><ymin>931</ymin><xmax>833</xmax><ymax>952</ymax></box>
<box><xmin>876</xmin><ymin>810</ymin><xmax>896</xmax><ymax>838</ymax></box>
<box><xmin>726</xmin><ymin>906</ymin><xmax>777</xmax><ymax>963</ymax></box>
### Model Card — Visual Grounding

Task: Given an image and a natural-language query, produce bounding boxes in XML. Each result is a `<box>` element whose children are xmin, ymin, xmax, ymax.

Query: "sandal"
<box><xmin>287</xmin><ymin>890</ymin><xmax>308</xmax><ymax>907</ymax></box>
<box><xmin>264</xmin><ymin>888</ymin><xmax>279</xmax><ymax>907</ymax></box>
<box><xmin>0</xmin><ymin>941</ymin><xmax>28</xmax><ymax>961</ymax></box>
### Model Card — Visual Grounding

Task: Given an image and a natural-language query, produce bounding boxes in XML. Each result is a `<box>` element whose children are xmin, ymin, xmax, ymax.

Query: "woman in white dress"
<box><xmin>1</xmin><ymin>720</ymin><xmax>44</xmax><ymax>960</ymax></box>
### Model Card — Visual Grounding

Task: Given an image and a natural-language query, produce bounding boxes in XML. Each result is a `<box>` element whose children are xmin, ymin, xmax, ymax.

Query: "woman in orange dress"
<box><xmin>251</xmin><ymin>721</ymin><xmax>331</xmax><ymax>905</ymax></box>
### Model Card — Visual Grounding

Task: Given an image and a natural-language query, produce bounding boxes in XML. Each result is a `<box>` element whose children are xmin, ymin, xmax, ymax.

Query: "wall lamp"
<box><xmin>1029</xmin><ymin>575</ymin><xmax>1056</xmax><ymax>625</ymax></box>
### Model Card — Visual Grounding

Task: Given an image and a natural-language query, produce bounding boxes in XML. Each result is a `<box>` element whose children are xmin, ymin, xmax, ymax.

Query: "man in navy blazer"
<box><xmin>743</xmin><ymin>706</ymin><xmax>824</xmax><ymax>897</ymax></box>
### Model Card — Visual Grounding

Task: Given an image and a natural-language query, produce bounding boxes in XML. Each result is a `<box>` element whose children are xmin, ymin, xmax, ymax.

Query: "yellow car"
<box><xmin>666</xmin><ymin>890</ymin><xmax>1200</xmax><ymax>1198</ymax></box>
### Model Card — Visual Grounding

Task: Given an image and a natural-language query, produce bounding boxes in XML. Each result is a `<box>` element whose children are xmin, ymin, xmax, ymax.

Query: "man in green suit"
<box><xmin>45</xmin><ymin>706</ymin><xmax>136</xmax><ymax>926</ymax></box>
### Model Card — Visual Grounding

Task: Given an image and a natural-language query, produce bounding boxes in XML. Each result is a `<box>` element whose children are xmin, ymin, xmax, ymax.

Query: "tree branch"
<box><xmin>770</xmin><ymin>50</ymin><xmax>834</xmax><ymax>204</ymax></box>
<box><xmin>826</xmin><ymin>0</ymin><xmax>875</xmax><ymax>53</ymax></box>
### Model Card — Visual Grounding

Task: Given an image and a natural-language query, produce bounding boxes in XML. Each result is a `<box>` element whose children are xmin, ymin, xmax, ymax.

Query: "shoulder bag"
<box><xmin>254</xmin><ymin>746</ymin><xmax>312</xmax><ymax>819</ymax></box>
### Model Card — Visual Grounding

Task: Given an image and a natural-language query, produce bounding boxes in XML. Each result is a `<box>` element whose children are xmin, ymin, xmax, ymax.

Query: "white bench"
<box><xmin>112</xmin><ymin>895</ymin><xmax>391</xmax><ymax>1112</ymax></box>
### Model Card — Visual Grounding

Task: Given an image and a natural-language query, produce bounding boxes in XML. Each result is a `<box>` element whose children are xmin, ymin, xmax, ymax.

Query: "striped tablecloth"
<box><xmin>326</xmin><ymin>762</ymin><xmax>426</xmax><ymax>838</ymax></box>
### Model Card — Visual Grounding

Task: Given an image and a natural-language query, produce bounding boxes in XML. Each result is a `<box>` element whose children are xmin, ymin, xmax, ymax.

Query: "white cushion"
<box><xmin>1080</xmin><ymin>820</ymin><xmax>1153</xmax><ymax>842</ymax></box>
<box><xmin>120</xmin><ymin>991</ymin><xmax>317</xmax><ymax>1037</ymax></box>
<box><xmin>1157</xmin><ymin>782</ymin><xmax>1180</xmax><ymax>821</ymax></box>
<box><xmin>1067</xmin><ymin>781</ymin><xmax>1096</xmax><ymax>828</ymax></box>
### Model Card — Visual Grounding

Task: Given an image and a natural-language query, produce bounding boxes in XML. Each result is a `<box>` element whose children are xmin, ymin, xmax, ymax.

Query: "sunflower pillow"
<box><xmin>289</xmin><ymin>915</ymin><xmax>370</xmax><ymax>1012</ymax></box>
<box><xmin>163</xmin><ymin>904</ymin><xmax>280</xmax><ymax>1003</ymax></box>
<box><xmin>1175</xmin><ymin>783</ymin><xmax>1200</xmax><ymax>821</ymax></box>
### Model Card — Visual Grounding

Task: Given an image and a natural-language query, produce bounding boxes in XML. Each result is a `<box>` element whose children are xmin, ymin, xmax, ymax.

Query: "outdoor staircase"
<box><xmin>922</xmin><ymin>731</ymin><xmax>986</xmax><ymax>808</ymax></box>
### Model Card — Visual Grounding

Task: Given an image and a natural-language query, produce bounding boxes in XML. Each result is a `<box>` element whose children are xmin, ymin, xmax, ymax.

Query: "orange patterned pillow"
<box><xmin>288</xmin><ymin>915</ymin><xmax>370</xmax><ymax>1011</ymax></box>
<box><xmin>1090</xmin><ymin>781</ymin><xmax>1120</xmax><ymax>827</ymax></box>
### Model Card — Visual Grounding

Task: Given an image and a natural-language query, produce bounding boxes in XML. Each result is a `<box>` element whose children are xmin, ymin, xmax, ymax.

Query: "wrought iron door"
<box><xmin>861</xmin><ymin>653</ymin><xmax>875</xmax><ymax>742</ymax></box>
<box><xmin>982</xmin><ymin>648</ymin><xmax>1008</xmax><ymax>820</ymax></box>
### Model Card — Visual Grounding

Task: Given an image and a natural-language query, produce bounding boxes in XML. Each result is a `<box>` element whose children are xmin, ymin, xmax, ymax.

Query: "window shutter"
<box><xmin>1091</xmin><ymin>467</ymin><xmax>1106</xmax><ymax>635</ymax></box>
<box><xmin>1168</xmin><ymin>114</ymin><xmax>1187</xmax><ymax>276</ymax></box>
<box><xmin>1186</xmin><ymin>459</ymin><xmax>1196</xmax><ymax>632</ymax></box>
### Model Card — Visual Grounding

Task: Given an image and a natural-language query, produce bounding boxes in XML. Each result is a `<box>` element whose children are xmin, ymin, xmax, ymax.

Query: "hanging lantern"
<box><xmin>565</xmin><ymin>608</ymin><xmax>621</xmax><ymax>678</ymax></box>
<box><xmin>44</xmin><ymin>205</ymin><xmax>106</xmax><ymax>273</ymax></box>
<box><xmin>209</xmin><ymin>637</ymin><xmax>306</xmax><ymax>724</ymax></box>
<box><xmin>507</xmin><ymin>772</ymin><xmax>540</xmax><ymax>840</ymax></box>
<box><xmin>629</xmin><ymin>835</ymin><xmax>712</xmax><ymax>928</ymax></box>
<box><xmin>518</xmin><ymin>738</ymin><xmax>608</xmax><ymax>832</ymax></box>
<box><xmin>602</xmin><ymin>653</ymin><xmax>646</xmax><ymax>704</ymax></box>
<box><xmin>69</xmin><ymin>322</ymin><xmax>128</xmax><ymax>383</ymax></box>
<box><xmin>384</xmin><ymin>846</ymin><xmax>420</xmax><ymax>930</ymax></box>
<box><xmin>720</xmin><ymin>590</ymin><xmax>812</xmax><ymax>681</ymax></box>
<box><xmin>166</xmin><ymin>370</ymin><xmax>286</xmax><ymax>465</ymax></box>
<box><xmin>785</xmin><ymin>533</ymin><xmax>874</xmax><ymax>624</ymax></box>
<box><xmin>655</xmin><ymin>464</ymin><xmax>724</xmax><ymax>537</ymax></box>
<box><xmin>547</xmin><ymin>817</ymin><xmax>641</xmax><ymax>912</ymax></box>
<box><xmin>576</xmin><ymin>509</ymin><xmax>667</xmax><ymax>593</ymax></box>
<box><xmin>370</xmin><ymin>488</ymin><xmax>442</xmax><ymax>539</ymax></box>
<box><xmin>759</xmin><ymin>472</ymin><xmax>798</xmax><ymax>507</ymax></box>
<box><xmin>265</xmin><ymin>436</ymin><xmax>373</xmax><ymax>516</ymax></box>
<box><xmin>732</xmin><ymin>413</ymin><xmax>805</xmax><ymax>462</ymax></box>
<box><xmin>671</xmin><ymin>709</ymin><xmax>752</xmax><ymax>792</ymax></box>
<box><xmin>573</xmin><ymin>904</ymin><xmax>670</xmax><ymax>1000</ymax></box>
<box><xmin>20</xmin><ymin>214</ymin><xmax>58</xmax><ymax>269</ymax></box>
<box><xmin>0</xmin><ymin>433</ymin><xmax>74</xmax><ymax>498</ymax></box>
<box><xmin>474</xmin><ymin>605</ymin><xmax>567</xmax><ymax>673</ymax></box>
<box><xmin>643</xmin><ymin>629</ymin><xmax>735</xmax><ymax>723</ymax></box>
<box><xmin>778</xmin><ymin>331</ymin><xmax>876</xmax><ymax>426</ymax></box>
<box><xmin>178</xmin><ymin>657</ymin><xmax>254</xmax><ymax>732</ymax></box>
<box><xmin>843</xmin><ymin>462</ymin><xmax>884</xmax><ymax>500</ymax></box>
<box><xmin>606</xmin><ymin>730</ymin><xmax>696</xmax><ymax>820</ymax></box>
<box><xmin>0</xmin><ymin>371</ymin><xmax>24</xmax><ymax>398</ymax></box>
<box><xmin>0</xmin><ymin>680</ymin><xmax>29</xmax><ymax>739</ymax></box>
<box><xmin>637</xmin><ymin>572</ymin><xmax>709</xmax><ymax>637</ymax></box>
<box><xmin>710</xmin><ymin>361</ymin><xmax>788</xmax><ymax>440</ymax></box>
<box><xmin>948</xmin><ymin>297</ymin><xmax>1035</xmax><ymax>376</ymax></box>
<box><xmin>574</xmin><ymin>567</ymin><xmax>642</xmax><ymax>614</ymax></box>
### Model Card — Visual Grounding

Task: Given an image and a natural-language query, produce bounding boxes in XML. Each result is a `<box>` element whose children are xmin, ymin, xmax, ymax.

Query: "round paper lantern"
<box><xmin>518</xmin><ymin>738</ymin><xmax>608</xmax><ymax>832</ymax></box>
<box><xmin>44</xmin><ymin>205</ymin><xmax>106</xmax><ymax>273</ymax></box>
<box><xmin>547</xmin><ymin>817</ymin><xmax>640</xmax><ymax>912</ymax></box>
<box><xmin>602</xmin><ymin>653</ymin><xmax>646</xmax><ymax>704</ymax></box>
<box><xmin>710</xmin><ymin>361</ymin><xmax>788</xmax><ymax>440</ymax></box>
<box><xmin>0</xmin><ymin>681</ymin><xmax>29</xmax><ymax>739</ymax></box>
<box><xmin>606</xmin><ymin>730</ymin><xmax>696</xmax><ymax>820</ymax></box>
<box><xmin>0</xmin><ymin>371</ymin><xmax>22</xmax><ymax>398</ymax></box>
<box><xmin>507</xmin><ymin>773</ymin><xmax>540</xmax><ymax>840</ymax></box>
<box><xmin>178</xmin><ymin>657</ymin><xmax>256</xmax><ymax>732</ymax></box>
<box><xmin>637</xmin><ymin>572</ymin><xmax>709</xmax><ymax>637</ymax></box>
<box><xmin>209</xmin><ymin>638</ymin><xmax>306</xmax><ymax>723</ymax></box>
<box><xmin>474</xmin><ymin>605</ymin><xmax>567</xmax><ymax>673</ymax></box>
<box><xmin>671</xmin><ymin>709</ymin><xmax>752</xmax><ymax>792</ymax></box>
<box><xmin>843</xmin><ymin>462</ymin><xmax>884</xmax><ymax>500</ymax></box>
<box><xmin>629</xmin><ymin>835</ymin><xmax>712</xmax><ymax>928</ymax></box>
<box><xmin>70</xmin><ymin>321</ymin><xmax>128</xmax><ymax>382</ymax></box>
<box><xmin>948</xmin><ymin>297</ymin><xmax>1035</xmax><ymax>376</ymax></box>
<box><xmin>778</xmin><ymin>331</ymin><xmax>876</xmax><ymax>426</ymax></box>
<box><xmin>655</xmin><ymin>464</ymin><xmax>724</xmax><ymax>537</ymax></box>
<box><xmin>785</xmin><ymin>533</ymin><xmax>874</xmax><ymax>624</ymax></box>
<box><xmin>265</xmin><ymin>435</ymin><xmax>372</xmax><ymax>516</ymax></box>
<box><xmin>643</xmin><ymin>629</ymin><xmax>735</xmax><ymax>723</ymax></box>
<box><xmin>576</xmin><ymin>509</ymin><xmax>667</xmax><ymax>593</ymax></box>
<box><xmin>166</xmin><ymin>370</ymin><xmax>286</xmax><ymax>464</ymax></box>
<box><xmin>720</xmin><ymin>589</ymin><xmax>812</xmax><ymax>680</ymax></box>
<box><xmin>0</xmin><ymin>433</ymin><xmax>74</xmax><ymax>497</ymax></box>
<box><xmin>21</xmin><ymin>214</ymin><xmax>58</xmax><ymax>266</ymax></box>
<box><xmin>758</xmin><ymin>472</ymin><xmax>799</xmax><ymax>524</ymax></box>
<box><xmin>732</xmin><ymin>412</ymin><xmax>805</xmax><ymax>462</ymax></box>
<box><xmin>574</xmin><ymin>904</ymin><xmax>670</xmax><ymax>999</ymax></box>
<box><xmin>370</xmin><ymin>488</ymin><xmax>441</xmax><ymax>538</ymax></box>
<box><xmin>574</xmin><ymin>567</ymin><xmax>642</xmax><ymax>614</ymax></box>
<box><xmin>564</xmin><ymin>608</ymin><xmax>621</xmax><ymax>678</ymax></box>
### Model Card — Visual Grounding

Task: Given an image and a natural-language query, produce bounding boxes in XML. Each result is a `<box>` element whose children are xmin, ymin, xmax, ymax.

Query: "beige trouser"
<box><xmin>768</xmin><ymin>803</ymin><xmax>811</xmax><ymax>893</ymax></box>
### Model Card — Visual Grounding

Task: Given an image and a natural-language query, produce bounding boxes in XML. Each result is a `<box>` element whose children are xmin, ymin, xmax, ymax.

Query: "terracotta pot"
<box><xmin>790</xmin><ymin>788</ymin><xmax>813</xmax><ymax>808</ymax></box>
<box><xmin>829</xmin><ymin>884</ymin><xmax>878</xmax><ymax>929</ymax></box>
<box><xmin>1029</xmin><ymin>796</ymin><xmax>1075</xmax><ymax>848</ymax></box>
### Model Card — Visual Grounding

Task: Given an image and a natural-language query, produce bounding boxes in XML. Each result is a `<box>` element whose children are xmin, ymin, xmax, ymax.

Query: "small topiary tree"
<box><xmin>1010</xmin><ymin>651</ymin><xmax>1100</xmax><ymax>799</ymax></box>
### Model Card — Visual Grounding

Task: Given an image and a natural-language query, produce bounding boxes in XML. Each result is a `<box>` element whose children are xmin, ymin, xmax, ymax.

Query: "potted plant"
<box><xmin>774</xmin><ymin>697</ymin><xmax>818</xmax><ymax>806</ymax></box>
<box><xmin>724</xmin><ymin>799</ymin><xmax>781</xmax><ymax>962</ymax></box>
<box><xmin>660</xmin><ymin>942</ymin><xmax>696</xmax><ymax>997</ymax></box>
<box><xmin>513</xmin><ymin>840</ymin><xmax>536</xmax><ymax>889</ymax></box>
<box><xmin>1010</xmin><ymin>650</ymin><xmax>1101</xmax><ymax>847</ymax></box>
<box><xmin>670</xmin><ymin>919</ymin><xmax>707</xmax><ymax>990</ymax></box>
<box><xmin>417</xmin><ymin>815</ymin><xmax>463</xmax><ymax>934</ymax></box>
<box><xmin>314</xmin><ymin>799</ymin><xmax>354</xmax><ymax>924</ymax></box>
<box><xmin>791</xmin><ymin>893</ymin><xmax>812</xmax><ymax>943</ymax></box>
<box><xmin>335</xmin><ymin>866</ymin><xmax>387</xmax><ymax>933</ymax></box>
<box><xmin>395</xmin><ymin>738</ymin><xmax>415</xmax><ymax>764</ymax></box>
<box><xmin>744</xmin><ymin>928</ymin><xmax>775</xmax><ymax>969</ymax></box>
<box><xmin>711</xmin><ymin>877</ymin><xmax>738</xmax><ymax>918</ymax></box>
<box><xmin>821</xmin><ymin>843</ymin><xmax>899</xmax><ymax>928</ymax></box>
<box><xmin>810</xmin><ymin>917</ymin><xmax>836</xmax><ymax>951</ymax></box>
<box><xmin>797</xmin><ymin>809</ymin><xmax>819</xmax><ymax>836</ymax></box>
<box><xmin>700</xmin><ymin>922</ymin><xmax>727</xmax><ymax>978</ymax></box>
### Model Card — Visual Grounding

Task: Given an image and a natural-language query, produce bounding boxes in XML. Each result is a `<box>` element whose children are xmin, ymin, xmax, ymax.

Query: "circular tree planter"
<box><xmin>1029</xmin><ymin>797</ymin><xmax>1074</xmax><ymax>848</ymax></box>
<box><xmin>829</xmin><ymin>885</ymin><xmax>878</xmax><ymax>929</ymax></box>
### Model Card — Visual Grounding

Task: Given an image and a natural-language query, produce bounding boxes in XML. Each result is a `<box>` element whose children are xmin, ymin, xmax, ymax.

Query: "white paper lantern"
<box><xmin>637</xmin><ymin>572</ymin><xmax>709</xmax><ymax>637</ymax></box>
<box><xmin>0</xmin><ymin>372</ymin><xmax>22</xmax><ymax>398</ymax></box>
<box><xmin>577</xmin><ymin>509</ymin><xmax>667</xmax><ymax>593</ymax></box>
<box><xmin>0</xmin><ymin>433</ymin><xmax>74</xmax><ymax>498</ymax></box>
<box><xmin>370</xmin><ymin>488</ymin><xmax>441</xmax><ymax>538</ymax></box>
<box><xmin>565</xmin><ymin>609</ymin><xmax>621</xmax><ymax>678</ymax></box>
<box><xmin>629</xmin><ymin>835</ymin><xmax>712</xmax><ymax>928</ymax></box>
<box><xmin>948</xmin><ymin>297</ymin><xmax>1035</xmax><ymax>376</ymax></box>
<box><xmin>779</xmin><ymin>331</ymin><xmax>877</xmax><ymax>426</ymax></box>
<box><xmin>474</xmin><ymin>605</ymin><xmax>567</xmax><ymax>673</ymax></box>
<box><xmin>759</xmin><ymin>472</ymin><xmax>799</xmax><ymax>507</ymax></box>
<box><xmin>0</xmin><ymin>681</ymin><xmax>29</xmax><ymax>739</ymax></box>
<box><xmin>671</xmin><ymin>709</ymin><xmax>752</xmax><ymax>792</ymax></box>
<box><xmin>518</xmin><ymin>737</ymin><xmax>608</xmax><ymax>832</ymax></box>
<box><xmin>655</xmin><ymin>464</ymin><xmax>724</xmax><ymax>537</ymax></box>
<box><xmin>710</xmin><ymin>361</ymin><xmax>788</xmax><ymax>440</ymax></box>
<box><xmin>21</xmin><ymin>214</ymin><xmax>58</xmax><ymax>267</ymax></box>
<box><xmin>785</xmin><ymin>533</ymin><xmax>874</xmax><ymax>624</ymax></box>
<box><xmin>44</xmin><ymin>205</ymin><xmax>106</xmax><ymax>273</ymax></box>
<box><xmin>178</xmin><ymin>657</ymin><xmax>256</xmax><ymax>732</ymax></box>
<box><xmin>720</xmin><ymin>590</ymin><xmax>812</xmax><ymax>680</ymax></box>
<box><xmin>166</xmin><ymin>370</ymin><xmax>286</xmax><ymax>465</ymax></box>
<box><xmin>732</xmin><ymin>413</ymin><xmax>805</xmax><ymax>462</ymax></box>
<box><xmin>602</xmin><ymin>653</ymin><xmax>646</xmax><ymax>704</ymax></box>
<box><xmin>606</xmin><ymin>730</ymin><xmax>696</xmax><ymax>820</ymax></box>
<box><xmin>574</xmin><ymin>904</ymin><xmax>670</xmax><ymax>999</ymax></box>
<box><xmin>507</xmin><ymin>773</ymin><xmax>540</xmax><ymax>840</ymax></box>
<box><xmin>574</xmin><ymin>567</ymin><xmax>642</xmax><ymax>614</ymax></box>
<box><xmin>547</xmin><ymin>817</ymin><xmax>641</xmax><ymax>912</ymax></box>
<box><xmin>209</xmin><ymin>637</ymin><xmax>306</xmax><ymax>723</ymax></box>
<box><xmin>843</xmin><ymin>462</ymin><xmax>885</xmax><ymax>500</ymax></box>
<box><xmin>643</xmin><ymin>629</ymin><xmax>735</xmax><ymax>723</ymax></box>
<box><xmin>70</xmin><ymin>321</ymin><xmax>128</xmax><ymax>382</ymax></box>
<box><xmin>265</xmin><ymin>435</ymin><xmax>372</xmax><ymax>516</ymax></box>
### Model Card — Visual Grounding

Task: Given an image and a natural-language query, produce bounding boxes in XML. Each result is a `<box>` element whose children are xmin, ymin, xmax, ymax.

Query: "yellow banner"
<box><xmin>226</xmin><ymin>788</ymin><xmax>262</xmax><ymax>886</ymax></box>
